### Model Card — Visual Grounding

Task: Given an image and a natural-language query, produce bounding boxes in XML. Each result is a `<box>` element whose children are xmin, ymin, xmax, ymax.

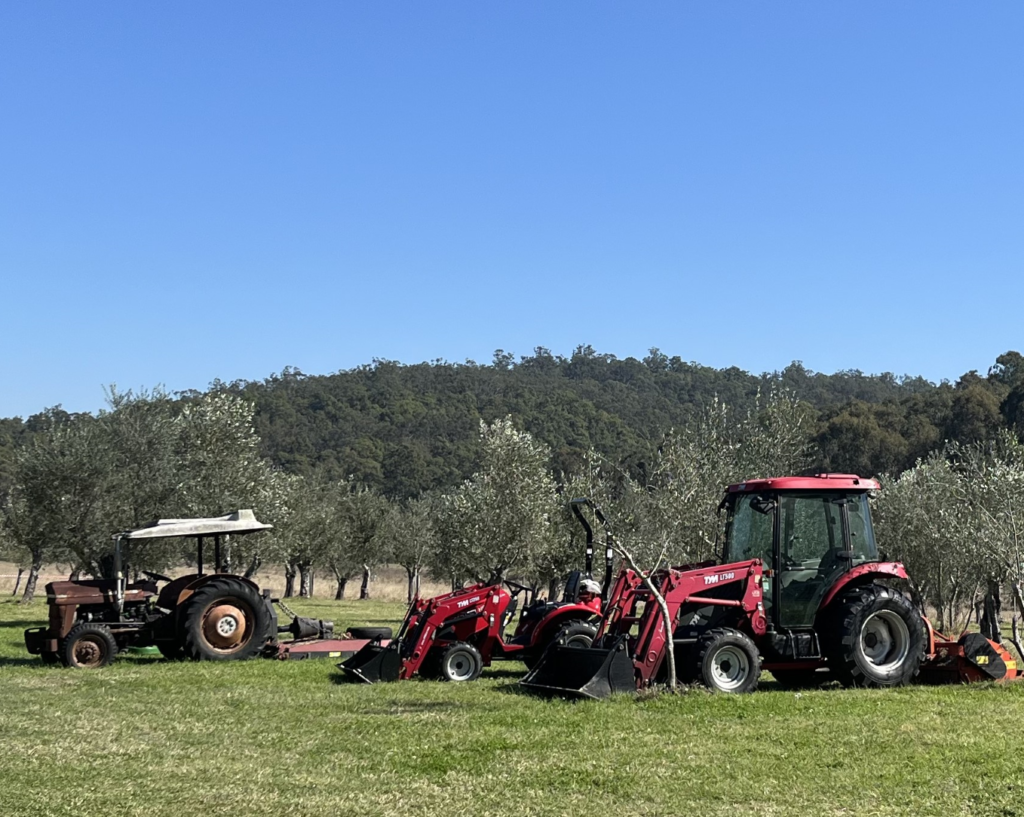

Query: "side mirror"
<box><xmin>751</xmin><ymin>495</ymin><xmax>776</xmax><ymax>515</ymax></box>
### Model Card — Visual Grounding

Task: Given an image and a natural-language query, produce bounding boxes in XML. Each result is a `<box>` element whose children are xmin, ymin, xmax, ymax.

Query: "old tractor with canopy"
<box><xmin>523</xmin><ymin>474</ymin><xmax>1020</xmax><ymax>698</ymax></box>
<box><xmin>23</xmin><ymin>510</ymin><xmax>379</xmax><ymax>668</ymax></box>
<box><xmin>340</xmin><ymin>498</ymin><xmax>618</xmax><ymax>683</ymax></box>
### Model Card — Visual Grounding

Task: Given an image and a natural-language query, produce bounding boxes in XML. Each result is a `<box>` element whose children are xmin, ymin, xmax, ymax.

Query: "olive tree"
<box><xmin>873</xmin><ymin>456</ymin><xmax>984</xmax><ymax>632</ymax></box>
<box><xmin>432</xmin><ymin>418</ymin><xmax>557</xmax><ymax>586</ymax></box>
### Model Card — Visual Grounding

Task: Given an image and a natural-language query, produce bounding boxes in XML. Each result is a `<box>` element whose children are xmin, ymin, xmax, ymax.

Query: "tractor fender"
<box><xmin>161</xmin><ymin>574</ymin><xmax>264</xmax><ymax>610</ymax></box>
<box><xmin>526</xmin><ymin>603</ymin><xmax>600</xmax><ymax>650</ymax></box>
<box><xmin>819</xmin><ymin>562</ymin><xmax>910</xmax><ymax>610</ymax></box>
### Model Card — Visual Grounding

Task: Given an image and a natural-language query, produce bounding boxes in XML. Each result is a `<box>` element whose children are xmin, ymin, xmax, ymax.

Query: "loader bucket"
<box><xmin>339</xmin><ymin>641</ymin><xmax>401</xmax><ymax>683</ymax></box>
<box><xmin>520</xmin><ymin>636</ymin><xmax>636</xmax><ymax>699</ymax></box>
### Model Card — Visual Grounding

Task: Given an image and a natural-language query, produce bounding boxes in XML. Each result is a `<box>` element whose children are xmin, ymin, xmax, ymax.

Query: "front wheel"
<box><xmin>438</xmin><ymin>642</ymin><xmax>483</xmax><ymax>682</ymax></box>
<box><xmin>61</xmin><ymin>623</ymin><xmax>118</xmax><ymax>669</ymax></box>
<box><xmin>693</xmin><ymin>628</ymin><xmax>761</xmax><ymax>693</ymax></box>
<box><xmin>823</xmin><ymin>584</ymin><xmax>925</xmax><ymax>687</ymax></box>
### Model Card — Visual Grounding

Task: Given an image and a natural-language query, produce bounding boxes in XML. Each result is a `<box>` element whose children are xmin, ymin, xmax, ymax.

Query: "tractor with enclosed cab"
<box><xmin>523</xmin><ymin>474</ymin><xmax>1019</xmax><ymax>697</ymax></box>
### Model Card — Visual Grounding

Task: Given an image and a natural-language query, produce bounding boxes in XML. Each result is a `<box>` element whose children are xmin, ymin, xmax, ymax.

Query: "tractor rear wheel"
<box><xmin>179</xmin><ymin>577</ymin><xmax>271</xmax><ymax>661</ymax></box>
<box><xmin>823</xmin><ymin>584</ymin><xmax>925</xmax><ymax>687</ymax></box>
<box><xmin>693</xmin><ymin>628</ymin><xmax>761</xmax><ymax>693</ymax></box>
<box><xmin>438</xmin><ymin>642</ymin><xmax>483</xmax><ymax>682</ymax></box>
<box><xmin>61</xmin><ymin>623</ymin><xmax>118</xmax><ymax>669</ymax></box>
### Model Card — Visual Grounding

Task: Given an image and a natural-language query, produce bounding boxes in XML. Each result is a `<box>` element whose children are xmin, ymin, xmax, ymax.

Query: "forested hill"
<box><xmin>2</xmin><ymin>348</ymin><xmax>1021</xmax><ymax>501</ymax></box>
<box><xmin>217</xmin><ymin>347</ymin><xmax>1024</xmax><ymax>498</ymax></box>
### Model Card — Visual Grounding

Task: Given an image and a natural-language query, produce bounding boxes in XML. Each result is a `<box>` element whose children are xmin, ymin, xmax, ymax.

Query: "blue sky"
<box><xmin>2</xmin><ymin>4</ymin><xmax>1022</xmax><ymax>418</ymax></box>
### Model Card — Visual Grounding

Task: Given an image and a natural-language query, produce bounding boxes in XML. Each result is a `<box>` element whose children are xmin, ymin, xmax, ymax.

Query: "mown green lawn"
<box><xmin>2</xmin><ymin>598</ymin><xmax>1023</xmax><ymax>817</ymax></box>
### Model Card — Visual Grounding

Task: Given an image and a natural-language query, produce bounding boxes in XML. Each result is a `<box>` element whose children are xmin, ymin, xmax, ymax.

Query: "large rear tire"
<box><xmin>693</xmin><ymin>628</ymin><xmax>761</xmax><ymax>693</ymax></box>
<box><xmin>823</xmin><ymin>584</ymin><xmax>925</xmax><ymax>687</ymax></box>
<box><xmin>179</xmin><ymin>577</ymin><xmax>271</xmax><ymax>662</ymax></box>
<box><xmin>61</xmin><ymin>623</ymin><xmax>118</xmax><ymax>669</ymax></box>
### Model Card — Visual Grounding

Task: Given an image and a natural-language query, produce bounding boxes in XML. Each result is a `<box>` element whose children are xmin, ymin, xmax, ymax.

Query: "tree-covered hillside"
<box><xmin>3</xmin><ymin>347</ymin><xmax>1023</xmax><ymax>502</ymax></box>
<box><xmin>224</xmin><ymin>347</ymin><xmax>1024</xmax><ymax>498</ymax></box>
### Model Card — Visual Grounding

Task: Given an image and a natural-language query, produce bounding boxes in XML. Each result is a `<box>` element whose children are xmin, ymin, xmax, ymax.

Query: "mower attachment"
<box><xmin>520</xmin><ymin>635</ymin><xmax>636</xmax><ymax>699</ymax></box>
<box><xmin>339</xmin><ymin>639</ymin><xmax>401</xmax><ymax>683</ymax></box>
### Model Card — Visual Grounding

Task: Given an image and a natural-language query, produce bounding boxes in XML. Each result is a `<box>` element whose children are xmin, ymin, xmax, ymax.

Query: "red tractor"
<box><xmin>340</xmin><ymin>499</ymin><xmax>618</xmax><ymax>683</ymax></box>
<box><xmin>523</xmin><ymin>474</ymin><xmax>1020</xmax><ymax>697</ymax></box>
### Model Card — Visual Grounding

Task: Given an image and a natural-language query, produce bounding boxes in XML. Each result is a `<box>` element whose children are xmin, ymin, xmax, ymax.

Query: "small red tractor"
<box><xmin>24</xmin><ymin>510</ymin><xmax>388</xmax><ymax>668</ymax></box>
<box><xmin>340</xmin><ymin>499</ymin><xmax>617</xmax><ymax>683</ymax></box>
<box><xmin>523</xmin><ymin>474</ymin><xmax>1020</xmax><ymax>697</ymax></box>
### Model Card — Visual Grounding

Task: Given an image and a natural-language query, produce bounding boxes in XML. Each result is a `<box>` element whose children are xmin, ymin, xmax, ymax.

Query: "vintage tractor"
<box><xmin>340</xmin><ymin>499</ymin><xmax>621</xmax><ymax>683</ymax></box>
<box><xmin>523</xmin><ymin>474</ymin><xmax>1013</xmax><ymax>697</ymax></box>
<box><xmin>23</xmin><ymin>510</ymin><xmax>353</xmax><ymax>668</ymax></box>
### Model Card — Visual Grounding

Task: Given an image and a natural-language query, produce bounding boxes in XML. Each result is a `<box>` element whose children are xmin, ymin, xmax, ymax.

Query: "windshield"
<box><xmin>724</xmin><ymin>494</ymin><xmax>774</xmax><ymax>565</ymax></box>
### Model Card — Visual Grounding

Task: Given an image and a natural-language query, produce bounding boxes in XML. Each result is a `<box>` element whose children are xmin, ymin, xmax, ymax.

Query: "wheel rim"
<box><xmin>445</xmin><ymin>651</ymin><xmax>476</xmax><ymax>681</ymax></box>
<box><xmin>72</xmin><ymin>636</ymin><xmax>106</xmax><ymax>668</ymax></box>
<box><xmin>710</xmin><ymin>645</ymin><xmax>751</xmax><ymax>691</ymax></box>
<box><xmin>563</xmin><ymin>634</ymin><xmax>593</xmax><ymax>649</ymax></box>
<box><xmin>201</xmin><ymin>601</ymin><xmax>251</xmax><ymax>652</ymax></box>
<box><xmin>859</xmin><ymin>610</ymin><xmax>910</xmax><ymax>671</ymax></box>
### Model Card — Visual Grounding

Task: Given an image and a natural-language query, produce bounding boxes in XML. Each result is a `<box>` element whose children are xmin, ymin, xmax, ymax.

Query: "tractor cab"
<box><xmin>722</xmin><ymin>474</ymin><xmax>881</xmax><ymax>628</ymax></box>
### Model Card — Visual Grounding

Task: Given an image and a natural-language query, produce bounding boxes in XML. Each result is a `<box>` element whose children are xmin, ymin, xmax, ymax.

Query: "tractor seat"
<box><xmin>562</xmin><ymin>571</ymin><xmax>582</xmax><ymax>603</ymax></box>
<box><xmin>501</xmin><ymin>594</ymin><xmax>519</xmax><ymax>630</ymax></box>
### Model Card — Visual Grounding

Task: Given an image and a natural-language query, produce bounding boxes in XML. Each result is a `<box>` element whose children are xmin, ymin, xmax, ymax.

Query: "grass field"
<box><xmin>2</xmin><ymin>598</ymin><xmax>1024</xmax><ymax>817</ymax></box>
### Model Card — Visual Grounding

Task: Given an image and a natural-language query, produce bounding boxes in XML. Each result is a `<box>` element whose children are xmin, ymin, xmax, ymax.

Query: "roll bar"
<box><xmin>569</xmin><ymin>498</ymin><xmax>616</xmax><ymax>598</ymax></box>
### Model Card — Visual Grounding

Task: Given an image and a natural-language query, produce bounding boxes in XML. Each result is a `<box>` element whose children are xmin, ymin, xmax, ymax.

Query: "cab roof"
<box><xmin>726</xmin><ymin>474</ymin><xmax>880</xmax><ymax>493</ymax></box>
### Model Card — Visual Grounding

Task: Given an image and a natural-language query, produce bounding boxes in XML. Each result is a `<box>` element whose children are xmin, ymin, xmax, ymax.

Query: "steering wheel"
<box><xmin>142</xmin><ymin>570</ymin><xmax>173</xmax><ymax>583</ymax></box>
<box><xmin>504</xmin><ymin>579</ymin><xmax>531</xmax><ymax>594</ymax></box>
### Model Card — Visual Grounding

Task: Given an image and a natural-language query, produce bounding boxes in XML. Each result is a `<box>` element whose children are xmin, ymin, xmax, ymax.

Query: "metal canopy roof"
<box><xmin>116</xmin><ymin>510</ymin><xmax>273</xmax><ymax>540</ymax></box>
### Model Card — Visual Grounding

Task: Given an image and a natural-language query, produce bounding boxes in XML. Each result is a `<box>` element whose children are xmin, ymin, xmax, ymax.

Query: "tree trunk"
<box><xmin>613</xmin><ymin>544</ymin><xmax>677</xmax><ymax>690</ymax></box>
<box><xmin>547</xmin><ymin>576</ymin><xmax>560</xmax><ymax>602</ymax></box>
<box><xmin>68</xmin><ymin>565</ymin><xmax>82</xmax><ymax>581</ymax></box>
<box><xmin>299</xmin><ymin>564</ymin><xmax>312</xmax><ymax>598</ymax></box>
<box><xmin>981</xmin><ymin>578</ymin><xmax>1002</xmax><ymax>643</ymax></box>
<box><xmin>244</xmin><ymin>554</ymin><xmax>261</xmax><ymax>580</ymax></box>
<box><xmin>11</xmin><ymin>567</ymin><xmax>23</xmax><ymax>596</ymax></box>
<box><xmin>406</xmin><ymin>567</ymin><xmax>419</xmax><ymax>603</ymax></box>
<box><xmin>19</xmin><ymin>555</ymin><xmax>43</xmax><ymax>604</ymax></box>
<box><xmin>335</xmin><ymin>576</ymin><xmax>348</xmax><ymax>601</ymax></box>
<box><xmin>284</xmin><ymin>563</ymin><xmax>297</xmax><ymax>598</ymax></box>
<box><xmin>360</xmin><ymin>565</ymin><xmax>371</xmax><ymax>600</ymax></box>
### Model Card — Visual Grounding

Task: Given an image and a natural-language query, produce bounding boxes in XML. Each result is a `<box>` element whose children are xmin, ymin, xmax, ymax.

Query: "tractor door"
<box><xmin>777</xmin><ymin>493</ymin><xmax>851</xmax><ymax>627</ymax></box>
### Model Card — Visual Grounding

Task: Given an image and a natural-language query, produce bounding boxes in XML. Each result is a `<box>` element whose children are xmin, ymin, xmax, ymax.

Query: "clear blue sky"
<box><xmin>2</xmin><ymin>4</ymin><xmax>1022</xmax><ymax>419</ymax></box>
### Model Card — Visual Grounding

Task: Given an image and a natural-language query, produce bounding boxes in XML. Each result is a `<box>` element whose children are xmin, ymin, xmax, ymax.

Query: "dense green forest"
<box><xmin>2</xmin><ymin>347</ymin><xmax>1023</xmax><ymax>502</ymax></box>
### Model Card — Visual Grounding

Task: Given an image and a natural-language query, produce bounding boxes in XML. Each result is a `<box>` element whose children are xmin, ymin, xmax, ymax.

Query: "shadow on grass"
<box><xmin>0</xmin><ymin>656</ymin><xmax>55</xmax><ymax>668</ymax></box>
<box><xmin>0</xmin><ymin>619</ymin><xmax>39</xmax><ymax>628</ymax></box>
<box><xmin>494</xmin><ymin>680</ymin><xmax>540</xmax><ymax>698</ymax></box>
<box><xmin>481</xmin><ymin>667</ymin><xmax>528</xmax><ymax>680</ymax></box>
